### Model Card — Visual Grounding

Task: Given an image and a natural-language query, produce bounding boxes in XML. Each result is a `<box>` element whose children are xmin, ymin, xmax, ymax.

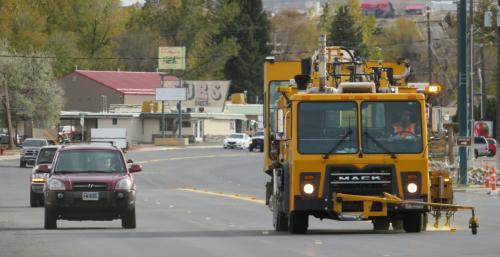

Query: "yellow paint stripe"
<box><xmin>136</xmin><ymin>153</ymin><xmax>249</xmax><ymax>164</ymax></box>
<box><xmin>177</xmin><ymin>188</ymin><xmax>265</xmax><ymax>205</ymax></box>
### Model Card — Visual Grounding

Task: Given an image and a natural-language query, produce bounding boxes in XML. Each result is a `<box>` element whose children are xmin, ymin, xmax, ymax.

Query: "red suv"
<box><xmin>487</xmin><ymin>138</ymin><xmax>497</xmax><ymax>156</ymax></box>
<box><xmin>40</xmin><ymin>145</ymin><xmax>142</xmax><ymax>229</ymax></box>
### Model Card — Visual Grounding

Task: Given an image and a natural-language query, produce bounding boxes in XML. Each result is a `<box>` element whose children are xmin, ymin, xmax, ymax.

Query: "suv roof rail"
<box><xmin>90</xmin><ymin>140</ymin><xmax>117</xmax><ymax>148</ymax></box>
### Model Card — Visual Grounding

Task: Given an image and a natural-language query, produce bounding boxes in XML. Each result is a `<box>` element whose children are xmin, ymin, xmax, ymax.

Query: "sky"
<box><xmin>121</xmin><ymin>0</ymin><xmax>144</xmax><ymax>6</ymax></box>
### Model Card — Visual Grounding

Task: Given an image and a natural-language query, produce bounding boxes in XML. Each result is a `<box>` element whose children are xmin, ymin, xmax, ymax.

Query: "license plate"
<box><xmin>82</xmin><ymin>192</ymin><xmax>99</xmax><ymax>201</ymax></box>
<box><xmin>405</xmin><ymin>199</ymin><xmax>423</xmax><ymax>209</ymax></box>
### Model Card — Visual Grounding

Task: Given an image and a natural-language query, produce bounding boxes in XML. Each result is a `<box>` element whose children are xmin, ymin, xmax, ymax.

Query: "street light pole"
<box><xmin>497</xmin><ymin>0</ymin><xmax>500</xmax><ymax>143</ymax></box>
<box><xmin>427</xmin><ymin>6</ymin><xmax>432</xmax><ymax>83</ymax></box>
<box><xmin>458</xmin><ymin>0</ymin><xmax>468</xmax><ymax>185</ymax></box>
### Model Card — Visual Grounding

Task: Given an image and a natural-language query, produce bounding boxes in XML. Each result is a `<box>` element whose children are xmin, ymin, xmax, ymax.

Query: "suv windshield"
<box><xmin>361</xmin><ymin>101</ymin><xmax>423</xmax><ymax>154</ymax></box>
<box><xmin>474</xmin><ymin>137</ymin><xmax>487</xmax><ymax>144</ymax></box>
<box><xmin>36</xmin><ymin>148</ymin><xmax>58</xmax><ymax>164</ymax></box>
<box><xmin>54</xmin><ymin>150</ymin><xmax>125</xmax><ymax>173</ymax></box>
<box><xmin>23</xmin><ymin>140</ymin><xmax>46</xmax><ymax>147</ymax></box>
<box><xmin>298</xmin><ymin>102</ymin><xmax>358</xmax><ymax>154</ymax></box>
<box><xmin>254</xmin><ymin>132</ymin><xmax>264</xmax><ymax>137</ymax></box>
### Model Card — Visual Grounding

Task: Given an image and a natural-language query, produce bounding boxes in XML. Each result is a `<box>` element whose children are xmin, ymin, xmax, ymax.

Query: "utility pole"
<box><xmin>480</xmin><ymin>43</ymin><xmax>486</xmax><ymax>120</ymax></box>
<box><xmin>2</xmin><ymin>81</ymin><xmax>15</xmax><ymax>149</ymax></box>
<box><xmin>497</xmin><ymin>0</ymin><xmax>500</xmax><ymax>144</ymax></box>
<box><xmin>160</xmin><ymin>73</ymin><xmax>166</xmax><ymax>138</ymax></box>
<box><xmin>469</xmin><ymin>0</ymin><xmax>475</xmax><ymax>168</ymax></box>
<box><xmin>427</xmin><ymin>6</ymin><xmax>432</xmax><ymax>83</ymax></box>
<box><xmin>458</xmin><ymin>0</ymin><xmax>468</xmax><ymax>185</ymax></box>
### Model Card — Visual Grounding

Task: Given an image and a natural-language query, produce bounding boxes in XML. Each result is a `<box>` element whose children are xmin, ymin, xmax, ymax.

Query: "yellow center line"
<box><xmin>136</xmin><ymin>153</ymin><xmax>249</xmax><ymax>164</ymax></box>
<box><xmin>177</xmin><ymin>188</ymin><xmax>266</xmax><ymax>205</ymax></box>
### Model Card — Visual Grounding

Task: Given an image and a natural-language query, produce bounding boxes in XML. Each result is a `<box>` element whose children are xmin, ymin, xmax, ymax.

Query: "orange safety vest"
<box><xmin>392</xmin><ymin>122</ymin><xmax>416</xmax><ymax>137</ymax></box>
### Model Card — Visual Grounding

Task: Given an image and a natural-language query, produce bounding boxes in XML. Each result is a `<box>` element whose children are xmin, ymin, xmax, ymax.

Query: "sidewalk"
<box><xmin>0</xmin><ymin>147</ymin><xmax>21</xmax><ymax>161</ymax></box>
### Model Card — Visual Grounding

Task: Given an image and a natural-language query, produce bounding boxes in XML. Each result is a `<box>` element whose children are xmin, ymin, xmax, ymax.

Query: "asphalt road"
<box><xmin>1</xmin><ymin>148</ymin><xmax>499</xmax><ymax>257</ymax></box>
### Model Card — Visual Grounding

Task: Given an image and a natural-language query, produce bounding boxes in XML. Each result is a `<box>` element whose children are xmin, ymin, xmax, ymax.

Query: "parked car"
<box><xmin>474</xmin><ymin>136</ymin><xmax>489</xmax><ymax>158</ymax></box>
<box><xmin>30</xmin><ymin>145</ymin><xmax>61</xmax><ymax>207</ymax></box>
<box><xmin>41</xmin><ymin>144</ymin><xmax>142</xmax><ymax>229</ymax></box>
<box><xmin>223</xmin><ymin>133</ymin><xmax>251</xmax><ymax>149</ymax></box>
<box><xmin>20</xmin><ymin>138</ymin><xmax>50</xmax><ymax>167</ymax></box>
<box><xmin>486</xmin><ymin>138</ymin><xmax>497</xmax><ymax>156</ymax></box>
<box><xmin>249</xmin><ymin>131</ymin><xmax>264</xmax><ymax>152</ymax></box>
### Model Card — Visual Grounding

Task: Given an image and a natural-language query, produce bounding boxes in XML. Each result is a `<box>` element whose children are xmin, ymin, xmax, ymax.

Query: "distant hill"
<box><xmin>262</xmin><ymin>0</ymin><xmax>429</xmax><ymax>12</ymax></box>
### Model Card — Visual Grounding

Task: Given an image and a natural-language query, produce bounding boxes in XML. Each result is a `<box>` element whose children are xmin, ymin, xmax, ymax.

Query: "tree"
<box><xmin>270</xmin><ymin>10</ymin><xmax>319</xmax><ymax>61</ymax></box>
<box><xmin>0</xmin><ymin>42</ymin><xmax>63</xmax><ymax>148</ymax></box>
<box><xmin>120</xmin><ymin>0</ymin><xmax>240</xmax><ymax>78</ymax></box>
<box><xmin>328</xmin><ymin>5</ymin><xmax>368</xmax><ymax>58</ymax></box>
<box><xmin>220</xmin><ymin>0</ymin><xmax>270</xmax><ymax>102</ymax></box>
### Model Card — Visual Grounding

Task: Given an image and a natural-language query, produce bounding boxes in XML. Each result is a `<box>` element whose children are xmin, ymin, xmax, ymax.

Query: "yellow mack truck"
<box><xmin>263</xmin><ymin>36</ymin><xmax>477</xmax><ymax>234</ymax></box>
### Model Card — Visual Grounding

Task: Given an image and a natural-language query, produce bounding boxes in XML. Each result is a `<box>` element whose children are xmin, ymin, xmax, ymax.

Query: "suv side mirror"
<box><xmin>129</xmin><ymin>164</ymin><xmax>142</xmax><ymax>173</ymax></box>
<box><xmin>38</xmin><ymin>164</ymin><xmax>50</xmax><ymax>173</ymax></box>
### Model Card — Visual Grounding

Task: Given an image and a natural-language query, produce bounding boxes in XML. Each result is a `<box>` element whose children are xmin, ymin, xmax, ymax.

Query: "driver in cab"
<box><xmin>391</xmin><ymin>110</ymin><xmax>417</xmax><ymax>139</ymax></box>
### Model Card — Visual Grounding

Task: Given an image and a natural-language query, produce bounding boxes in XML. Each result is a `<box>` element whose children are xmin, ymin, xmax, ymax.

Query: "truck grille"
<box><xmin>72</xmin><ymin>183</ymin><xmax>108</xmax><ymax>191</ymax></box>
<box><xmin>329</xmin><ymin>165</ymin><xmax>395</xmax><ymax>212</ymax></box>
<box><xmin>24</xmin><ymin>150</ymin><xmax>39</xmax><ymax>156</ymax></box>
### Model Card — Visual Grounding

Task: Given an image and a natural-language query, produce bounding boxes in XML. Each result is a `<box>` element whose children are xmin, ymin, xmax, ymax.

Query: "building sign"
<box><xmin>158</xmin><ymin>47</ymin><xmax>186</xmax><ymax>70</ymax></box>
<box><xmin>155</xmin><ymin>88</ymin><xmax>187</xmax><ymax>101</ymax></box>
<box><xmin>164</xmin><ymin>81</ymin><xmax>230</xmax><ymax>111</ymax></box>
<box><xmin>474</xmin><ymin>121</ymin><xmax>493</xmax><ymax>138</ymax></box>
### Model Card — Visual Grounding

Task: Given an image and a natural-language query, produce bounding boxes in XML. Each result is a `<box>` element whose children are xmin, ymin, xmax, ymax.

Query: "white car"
<box><xmin>223</xmin><ymin>133</ymin><xmax>251</xmax><ymax>149</ymax></box>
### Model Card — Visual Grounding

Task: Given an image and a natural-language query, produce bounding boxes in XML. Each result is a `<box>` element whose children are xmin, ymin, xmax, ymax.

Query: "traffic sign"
<box><xmin>456</xmin><ymin>137</ymin><xmax>471</xmax><ymax>146</ymax></box>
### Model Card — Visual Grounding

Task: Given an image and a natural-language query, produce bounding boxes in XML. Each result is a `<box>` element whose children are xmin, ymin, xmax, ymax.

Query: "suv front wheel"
<box><xmin>122</xmin><ymin>207</ymin><xmax>136</xmax><ymax>229</ymax></box>
<box><xmin>44</xmin><ymin>207</ymin><xmax>57</xmax><ymax>229</ymax></box>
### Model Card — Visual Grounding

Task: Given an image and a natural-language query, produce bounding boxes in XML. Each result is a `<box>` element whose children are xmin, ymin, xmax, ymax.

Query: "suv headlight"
<box><xmin>115</xmin><ymin>178</ymin><xmax>132</xmax><ymax>190</ymax></box>
<box><xmin>48</xmin><ymin>179</ymin><xmax>65</xmax><ymax>190</ymax></box>
<box><xmin>32</xmin><ymin>173</ymin><xmax>47</xmax><ymax>183</ymax></box>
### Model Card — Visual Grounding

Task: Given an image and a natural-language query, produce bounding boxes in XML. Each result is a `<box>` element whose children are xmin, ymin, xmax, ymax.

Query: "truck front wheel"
<box><xmin>372</xmin><ymin>217</ymin><xmax>390</xmax><ymax>231</ymax></box>
<box><xmin>288</xmin><ymin>211</ymin><xmax>308</xmax><ymax>234</ymax></box>
<box><xmin>403</xmin><ymin>212</ymin><xmax>422</xmax><ymax>233</ymax></box>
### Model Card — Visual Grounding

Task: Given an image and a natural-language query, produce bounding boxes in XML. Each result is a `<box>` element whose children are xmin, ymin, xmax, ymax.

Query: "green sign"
<box><xmin>158</xmin><ymin>47</ymin><xmax>186</xmax><ymax>70</ymax></box>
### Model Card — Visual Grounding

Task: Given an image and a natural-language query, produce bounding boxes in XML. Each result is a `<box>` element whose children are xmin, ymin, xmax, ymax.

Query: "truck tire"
<box><xmin>44</xmin><ymin>207</ymin><xmax>57</xmax><ymax>229</ymax></box>
<box><xmin>249</xmin><ymin>145</ymin><xmax>253</xmax><ymax>152</ymax></box>
<box><xmin>20</xmin><ymin>161</ymin><xmax>26</xmax><ymax>168</ymax></box>
<box><xmin>259</xmin><ymin>145</ymin><xmax>264</xmax><ymax>152</ymax></box>
<box><xmin>403</xmin><ymin>212</ymin><xmax>422</xmax><ymax>233</ymax></box>
<box><xmin>391</xmin><ymin>218</ymin><xmax>404</xmax><ymax>231</ymax></box>
<box><xmin>122</xmin><ymin>207</ymin><xmax>136</xmax><ymax>229</ymax></box>
<box><xmin>273</xmin><ymin>210</ymin><xmax>288</xmax><ymax>231</ymax></box>
<box><xmin>272</xmin><ymin>194</ymin><xmax>288</xmax><ymax>231</ymax></box>
<box><xmin>288</xmin><ymin>211</ymin><xmax>308</xmax><ymax>234</ymax></box>
<box><xmin>372</xmin><ymin>217</ymin><xmax>390</xmax><ymax>231</ymax></box>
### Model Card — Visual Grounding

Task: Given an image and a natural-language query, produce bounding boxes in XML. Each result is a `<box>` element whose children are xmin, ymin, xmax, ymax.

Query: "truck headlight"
<box><xmin>407</xmin><ymin>183</ymin><xmax>418</xmax><ymax>194</ymax></box>
<box><xmin>300</xmin><ymin>172</ymin><xmax>320</xmax><ymax>197</ymax></box>
<box><xmin>303</xmin><ymin>183</ymin><xmax>315</xmax><ymax>194</ymax></box>
<box><xmin>115</xmin><ymin>178</ymin><xmax>132</xmax><ymax>190</ymax></box>
<box><xmin>48</xmin><ymin>179</ymin><xmax>65</xmax><ymax>190</ymax></box>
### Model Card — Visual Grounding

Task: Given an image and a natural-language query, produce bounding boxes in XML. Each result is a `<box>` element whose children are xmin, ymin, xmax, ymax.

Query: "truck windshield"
<box><xmin>298</xmin><ymin>102</ymin><xmax>358</xmax><ymax>154</ymax></box>
<box><xmin>361</xmin><ymin>101</ymin><xmax>423</xmax><ymax>154</ymax></box>
<box><xmin>54</xmin><ymin>150</ymin><xmax>125</xmax><ymax>173</ymax></box>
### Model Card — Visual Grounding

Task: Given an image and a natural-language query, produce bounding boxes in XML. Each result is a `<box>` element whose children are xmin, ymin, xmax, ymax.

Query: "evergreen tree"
<box><xmin>220</xmin><ymin>0</ymin><xmax>270</xmax><ymax>102</ymax></box>
<box><xmin>328</xmin><ymin>5</ymin><xmax>368</xmax><ymax>58</ymax></box>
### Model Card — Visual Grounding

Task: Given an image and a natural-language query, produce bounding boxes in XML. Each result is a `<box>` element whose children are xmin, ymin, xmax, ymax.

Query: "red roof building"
<box><xmin>58</xmin><ymin>70</ymin><xmax>178</xmax><ymax>112</ymax></box>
